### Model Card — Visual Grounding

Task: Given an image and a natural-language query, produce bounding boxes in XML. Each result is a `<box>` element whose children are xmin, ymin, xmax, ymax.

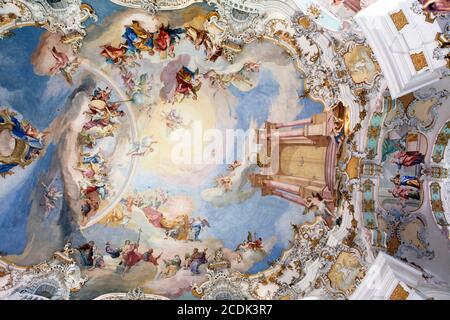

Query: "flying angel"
<box><xmin>42</xmin><ymin>182</ymin><xmax>63</xmax><ymax>213</ymax></box>
<box><xmin>49</xmin><ymin>46</ymin><xmax>78</xmax><ymax>85</ymax></box>
<box><xmin>127</xmin><ymin>136</ymin><xmax>158</xmax><ymax>157</ymax></box>
<box><xmin>49</xmin><ymin>46</ymin><xmax>69</xmax><ymax>74</ymax></box>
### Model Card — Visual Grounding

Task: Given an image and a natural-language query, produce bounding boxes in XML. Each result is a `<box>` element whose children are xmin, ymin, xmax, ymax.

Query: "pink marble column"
<box><xmin>272</xmin><ymin>190</ymin><xmax>307</xmax><ymax>206</ymax></box>
<box><xmin>274</xmin><ymin>118</ymin><xmax>312</xmax><ymax>129</ymax></box>
<box><xmin>265</xmin><ymin>180</ymin><xmax>300</xmax><ymax>195</ymax></box>
<box><xmin>276</xmin><ymin>128</ymin><xmax>305</xmax><ymax>138</ymax></box>
<box><xmin>343</xmin><ymin>0</ymin><xmax>361</xmax><ymax>12</ymax></box>
<box><xmin>279</xmin><ymin>136</ymin><xmax>314</xmax><ymax>144</ymax></box>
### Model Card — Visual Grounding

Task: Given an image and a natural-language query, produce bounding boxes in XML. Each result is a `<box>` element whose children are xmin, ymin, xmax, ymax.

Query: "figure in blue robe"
<box><xmin>190</xmin><ymin>222</ymin><xmax>202</xmax><ymax>242</ymax></box>
<box><xmin>105</xmin><ymin>242</ymin><xmax>121</xmax><ymax>259</ymax></box>
<box><xmin>122</xmin><ymin>22</ymin><xmax>155</xmax><ymax>54</ymax></box>
<box><xmin>189</xmin><ymin>249</ymin><xmax>207</xmax><ymax>274</ymax></box>
<box><xmin>81</xmin><ymin>153</ymin><xmax>104</xmax><ymax>165</ymax></box>
<box><xmin>167</xmin><ymin>27</ymin><xmax>185</xmax><ymax>45</ymax></box>
<box><xmin>0</xmin><ymin>162</ymin><xmax>18</xmax><ymax>175</ymax></box>
<box><xmin>78</xmin><ymin>241</ymin><xmax>95</xmax><ymax>266</ymax></box>
<box><xmin>122</xmin><ymin>27</ymin><xmax>139</xmax><ymax>53</ymax></box>
<box><xmin>391</xmin><ymin>174</ymin><xmax>420</xmax><ymax>189</ymax></box>
<box><xmin>10</xmin><ymin>116</ymin><xmax>44</xmax><ymax>150</ymax></box>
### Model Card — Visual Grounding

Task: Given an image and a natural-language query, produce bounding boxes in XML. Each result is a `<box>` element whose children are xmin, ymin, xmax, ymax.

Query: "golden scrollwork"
<box><xmin>307</xmin><ymin>4</ymin><xmax>321</xmax><ymax>19</ymax></box>
<box><xmin>297</xmin><ymin>16</ymin><xmax>312</xmax><ymax>29</ymax></box>
<box><xmin>410</xmin><ymin>51</ymin><xmax>428</xmax><ymax>71</ymax></box>
<box><xmin>80</xmin><ymin>3</ymin><xmax>96</xmax><ymax>23</ymax></box>
<box><xmin>390</xmin><ymin>10</ymin><xmax>409</xmax><ymax>31</ymax></box>
<box><xmin>326</xmin><ymin>251</ymin><xmax>365</xmax><ymax>294</ymax></box>
<box><xmin>391</xmin><ymin>10</ymin><xmax>409</xmax><ymax>31</ymax></box>
<box><xmin>389</xmin><ymin>283</ymin><xmax>410</xmax><ymax>300</ymax></box>
<box><xmin>0</xmin><ymin>13</ymin><xmax>17</xmax><ymax>27</ymax></box>
<box><xmin>0</xmin><ymin>110</ymin><xmax>33</xmax><ymax>170</ymax></box>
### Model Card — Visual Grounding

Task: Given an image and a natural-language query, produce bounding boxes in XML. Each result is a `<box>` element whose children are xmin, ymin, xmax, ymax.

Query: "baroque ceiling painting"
<box><xmin>0</xmin><ymin>0</ymin><xmax>449</xmax><ymax>301</ymax></box>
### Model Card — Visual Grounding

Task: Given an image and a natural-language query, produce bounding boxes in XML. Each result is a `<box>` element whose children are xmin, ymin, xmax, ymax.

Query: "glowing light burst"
<box><xmin>137</xmin><ymin>93</ymin><xmax>219</xmax><ymax>184</ymax></box>
<box><xmin>160</xmin><ymin>195</ymin><xmax>195</xmax><ymax>217</ymax></box>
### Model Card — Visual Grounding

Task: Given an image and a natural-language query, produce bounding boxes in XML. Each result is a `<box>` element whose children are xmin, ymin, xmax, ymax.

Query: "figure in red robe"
<box><xmin>144</xmin><ymin>206</ymin><xmax>164</xmax><ymax>228</ymax></box>
<box><xmin>154</xmin><ymin>26</ymin><xmax>172</xmax><ymax>56</ymax></box>
<box><xmin>49</xmin><ymin>46</ymin><xmax>69</xmax><ymax>74</ymax></box>
<box><xmin>332</xmin><ymin>0</ymin><xmax>361</xmax><ymax>12</ymax></box>
<box><xmin>122</xmin><ymin>243</ymin><xmax>143</xmax><ymax>273</ymax></box>
<box><xmin>392</xmin><ymin>151</ymin><xmax>425</xmax><ymax>170</ymax></box>
<box><xmin>100</xmin><ymin>44</ymin><xmax>128</xmax><ymax>65</ymax></box>
<box><xmin>153</xmin><ymin>25</ymin><xmax>185</xmax><ymax>58</ymax></box>
<box><xmin>175</xmin><ymin>66</ymin><xmax>201</xmax><ymax>101</ymax></box>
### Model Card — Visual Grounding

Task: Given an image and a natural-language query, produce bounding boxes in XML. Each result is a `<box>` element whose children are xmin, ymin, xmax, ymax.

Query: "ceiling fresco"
<box><xmin>0</xmin><ymin>0</ymin><xmax>449</xmax><ymax>300</ymax></box>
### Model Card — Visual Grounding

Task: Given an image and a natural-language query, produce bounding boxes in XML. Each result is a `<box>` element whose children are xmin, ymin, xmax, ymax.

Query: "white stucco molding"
<box><xmin>354</xmin><ymin>0</ymin><xmax>447</xmax><ymax>98</ymax></box>
<box><xmin>350</xmin><ymin>252</ymin><xmax>450</xmax><ymax>300</ymax></box>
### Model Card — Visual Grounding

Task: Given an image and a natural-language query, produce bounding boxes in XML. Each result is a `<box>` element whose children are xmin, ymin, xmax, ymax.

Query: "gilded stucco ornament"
<box><xmin>0</xmin><ymin>0</ymin><xmax>97</xmax><ymax>51</ymax></box>
<box><xmin>140</xmin><ymin>0</ymin><xmax>159</xmax><ymax>15</ymax></box>
<box><xmin>374</xmin><ymin>209</ymin><xmax>435</xmax><ymax>261</ymax></box>
<box><xmin>0</xmin><ymin>247</ymin><xmax>88</xmax><ymax>300</ymax></box>
<box><xmin>1</xmin><ymin>0</ymin><xmax>447</xmax><ymax>301</ymax></box>
<box><xmin>94</xmin><ymin>287</ymin><xmax>170</xmax><ymax>300</ymax></box>
<box><xmin>191</xmin><ymin>215</ymin><xmax>372</xmax><ymax>300</ymax></box>
<box><xmin>382</xmin><ymin>88</ymin><xmax>448</xmax><ymax>133</ymax></box>
<box><xmin>289</xmin><ymin>11</ymin><xmax>383</xmax><ymax>111</ymax></box>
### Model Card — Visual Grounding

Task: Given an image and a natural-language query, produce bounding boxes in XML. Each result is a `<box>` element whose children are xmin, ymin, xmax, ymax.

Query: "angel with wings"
<box><xmin>185</xmin><ymin>25</ymin><xmax>223</xmax><ymax>62</ymax></box>
<box><xmin>203</xmin><ymin>62</ymin><xmax>260</xmax><ymax>90</ymax></box>
<box><xmin>127</xmin><ymin>136</ymin><xmax>158</xmax><ymax>157</ymax></box>
<box><xmin>215</xmin><ymin>174</ymin><xmax>233</xmax><ymax>192</ymax></box>
<box><xmin>135</xmin><ymin>73</ymin><xmax>153</xmax><ymax>97</ymax></box>
<box><xmin>161</xmin><ymin>108</ymin><xmax>185</xmax><ymax>132</ymax></box>
<box><xmin>189</xmin><ymin>216</ymin><xmax>210</xmax><ymax>241</ymax></box>
<box><xmin>174</xmin><ymin>66</ymin><xmax>202</xmax><ymax>102</ymax></box>
<box><xmin>121</xmin><ymin>70</ymin><xmax>136</xmax><ymax>95</ymax></box>
<box><xmin>49</xmin><ymin>46</ymin><xmax>79</xmax><ymax>85</ymax></box>
<box><xmin>42</xmin><ymin>182</ymin><xmax>63</xmax><ymax>213</ymax></box>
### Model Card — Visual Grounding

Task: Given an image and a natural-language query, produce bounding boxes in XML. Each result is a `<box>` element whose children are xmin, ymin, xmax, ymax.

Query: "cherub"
<box><xmin>121</xmin><ymin>70</ymin><xmax>136</xmax><ymax>95</ymax></box>
<box><xmin>216</xmin><ymin>174</ymin><xmax>233</xmax><ymax>192</ymax></box>
<box><xmin>127</xmin><ymin>136</ymin><xmax>158</xmax><ymax>156</ymax></box>
<box><xmin>136</xmin><ymin>73</ymin><xmax>153</xmax><ymax>96</ymax></box>
<box><xmin>161</xmin><ymin>109</ymin><xmax>185</xmax><ymax>131</ymax></box>
<box><xmin>174</xmin><ymin>66</ymin><xmax>202</xmax><ymax>102</ymax></box>
<box><xmin>49</xmin><ymin>46</ymin><xmax>79</xmax><ymax>85</ymax></box>
<box><xmin>49</xmin><ymin>46</ymin><xmax>69</xmax><ymax>74</ymax></box>
<box><xmin>42</xmin><ymin>182</ymin><xmax>63</xmax><ymax>213</ymax></box>
<box><xmin>228</xmin><ymin>160</ymin><xmax>242</xmax><ymax>171</ymax></box>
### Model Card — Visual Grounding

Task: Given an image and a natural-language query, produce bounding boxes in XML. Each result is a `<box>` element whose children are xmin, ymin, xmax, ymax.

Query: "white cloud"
<box><xmin>42</xmin><ymin>76</ymin><xmax>70</xmax><ymax>103</ymax></box>
<box><xmin>275</xmin><ymin>203</ymin><xmax>316</xmax><ymax>246</ymax></box>
<box><xmin>0</xmin><ymin>52</ymin><xmax>14</xmax><ymax>67</ymax></box>
<box><xmin>0</xmin><ymin>85</ymin><xmax>24</xmax><ymax>107</ymax></box>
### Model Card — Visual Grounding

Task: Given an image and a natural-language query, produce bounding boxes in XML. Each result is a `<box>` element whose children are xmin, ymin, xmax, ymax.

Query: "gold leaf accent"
<box><xmin>307</xmin><ymin>4</ymin><xmax>321</xmax><ymax>19</ymax></box>
<box><xmin>410</xmin><ymin>52</ymin><xmax>428</xmax><ymax>71</ymax></box>
<box><xmin>390</xmin><ymin>10</ymin><xmax>409</xmax><ymax>31</ymax></box>
<box><xmin>0</xmin><ymin>13</ymin><xmax>17</xmax><ymax>27</ymax></box>
<box><xmin>298</xmin><ymin>16</ymin><xmax>312</xmax><ymax>29</ymax></box>
<box><xmin>390</xmin><ymin>284</ymin><xmax>409</xmax><ymax>300</ymax></box>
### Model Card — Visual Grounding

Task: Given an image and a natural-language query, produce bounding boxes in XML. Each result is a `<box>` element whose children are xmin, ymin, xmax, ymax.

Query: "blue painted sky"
<box><xmin>130</xmin><ymin>69</ymin><xmax>308</xmax><ymax>273</ymax></box>
<box><xmin>0</xmin><ymin>143</ymin><xmax>57</xmax><ymax>254</ymax></box>
<box><xmin>0</xmin><ymin>18</ymin><xmax>321</xmax><ymax>267</ymax></box>
<box><xmin>84</xmin><ymin>0</ymin><xmax>125</xmax><ymax>25</ymax></box>
<box><xmin>0</xmin><ymin>28</ymin><xmax>74</xmax><ymax>130</ymax></box>
<box><xmin>0</xmin><ymin>28</ymin><xmax>75</xmax><ymax>254</ymax></box>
